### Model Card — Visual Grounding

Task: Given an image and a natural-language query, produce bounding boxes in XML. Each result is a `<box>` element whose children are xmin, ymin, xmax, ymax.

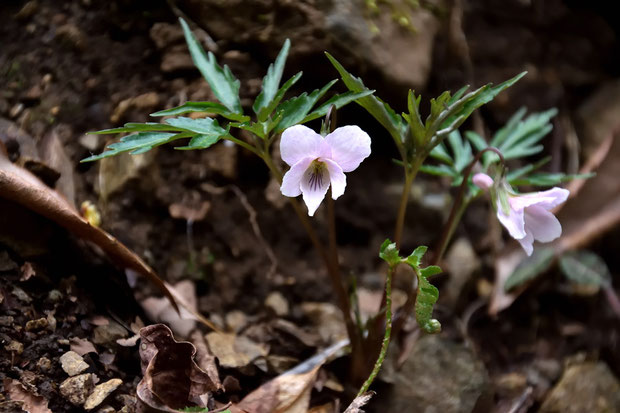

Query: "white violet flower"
<box><xmin>473</xmin><ymin>172</ymin><xmax>569</xmax><ymax>256</ymax></box>
<box><xmin>280</xmin><ymin>124</ymin><xmax>371</xmax><ymax>216</ymax></box>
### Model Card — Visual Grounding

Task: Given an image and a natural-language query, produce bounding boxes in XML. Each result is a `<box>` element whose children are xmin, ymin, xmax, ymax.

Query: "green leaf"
<box><xmin>446</xmin><ymin>130</ymin><xmax>472</xmax><ymax>172</ymax></box>
<box><xmin>179</xmin><ymin>18</ymin><xmax>242</xmax><ymax>114</ymax></box>
<box><xmin>231</xmin><ymin>120</ymin><xmax>268</xmax><ymax>139</ymax></box>
<box><xmin>151</xmin><ymin>101</ymin><xmax>250</xmax><ymax>122</ymax></box>
<box><xmin>510</xmin><ymin>172</ymin><xmax>594</xmax><ymax>187</ymax></box>
<box><xmin>504</xmin><ymin>247</ymin><xmax>555</xmax><ymax>291</ymax></box>
<box><xmin>175</xmin><ymin>133</ymin><xmax>220</xmax><ymax>150</ymax></box>
<box><xmin>325</xmin><ymin>52</ymin><xmax>406</xmax><ymax>144</ymax></box>
<box><xmin>464</xmin><ymin>131</ymin><xmax>487</xmax><ymax>152</ymax></box>
<box><xmin>406</xmin><ymin>245</ymin><xmax>428</xmax><ymax>267</ymax></box>
<box><xmin>301</xmin><ymin>90</ymin><xmax>375</xmax><ymax>123</ymax></box>
<box><xmin>419</xmin><ymin>164</ymin><xmax>456</xmax><ymax>177</ymax></box>
<box><xmin>403</xmin><ymin>245</ymin><xmax>441</xmax><ymax>334</ymax></box>
<box><xmin>257</xmin><ymin>71</ymin><xmax>302</xmax><ymax>122</ymax></box>
<box><xmin>428</xmin><ymin>142</ymin><xmax>453</xmax><ymax>165</ymax></box>
<box><xmin>81</xmin><ymin>132</ymin><xmax>178</xmax><ymax>162</ymax></box>
<box><xmin>165</xmin><ymin>117</ymin><xmax>227</xmax><ymax>136</ymax></box>
<box><xmin>91</xmin><ymin>122</ymin><xmax>186</xmax><ymax>135</ymax></box>
<box><xmin>559</xmin><ymin>250</ymin><xmax>611</xmax><ymax>287</ymax></box>
<box><xmin>253</xmin><ymin>39</ymin><xmax>291</xmax><ymax>115</ymax></box>
<box><xmin>379</xmin><ymin>239</ymin><xmax>401</xmax><ymax>267</ymax></box>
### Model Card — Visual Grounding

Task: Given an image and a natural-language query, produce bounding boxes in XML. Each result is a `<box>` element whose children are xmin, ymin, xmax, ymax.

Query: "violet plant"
<box><xmin>83</xmin><ymin>17</ymin><xmax>583</xmax><ymax>399</ymax></box>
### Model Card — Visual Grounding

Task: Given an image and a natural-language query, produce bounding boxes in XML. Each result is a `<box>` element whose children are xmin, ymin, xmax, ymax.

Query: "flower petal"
<box><xmin>496</xmin><ymin>198</ymin><xmax>527</xmax><ymax>239</ymax></box>
<box><xmin>323</xmin><ymin>158</ymin><xmax>346</xmax><ymax>200</ymax></box>
<box><xmin>473</xmin><ymin>173</ymin><xmax>494</xmax><ymax>191</ymax></box>
<box><xmin>300</xmin><ymin>163</ymin><xmax>330</xmax><ymax>216</ymax></box>
<box><xmin>517</xmin><ymin>231</ymin><xmax>535</xmax><ymax>256</ymax></box>
<box><xmin>324</xmin><ymin>125</ymin><xmax>371</xmax><ymax>172</ymax></box>
<box><xmin>509</xmin><ymin>187</ymin><xmax>569</xmax><ymax>211</ymax></box>
<box><xmin>280</xmin><ymin>157</ymin><xmax>313</xmax><ymax>197</ymax></box>
<box><xmin>524</xmin><ymin>205</ymin><xmax>562</xmax><ymax>243</ymax></box>
<box><xmin>280</xmin><ymin>125</ymin><xmax>323</xmax><ymax>166</ymax></box>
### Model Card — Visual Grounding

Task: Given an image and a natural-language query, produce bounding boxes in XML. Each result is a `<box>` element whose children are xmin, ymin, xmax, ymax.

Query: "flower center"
<box><xmin>307</xmin><ymin>160</ymin><xmax>326</xmax><ymax>191</ymax></box>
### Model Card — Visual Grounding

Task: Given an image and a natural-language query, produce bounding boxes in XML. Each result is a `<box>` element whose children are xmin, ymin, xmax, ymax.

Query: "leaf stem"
<box><xmin>432</xmin><ymin>146</ymin><xmax>504</xmax><ymax>265</ymax></box>
<box><xmin>357</xmin><ymin>263</ymin><xmax>394</xmax><ymax>396</ymax></box>
<box><xmin>394</xmin><ymin>166</ymin><xmax>418</xmax><ymax>248</ymax></box>
<box><xmin>224</xmin><ymin>135</ymin><xmax>261</xmax><ymax>156</ymax></box>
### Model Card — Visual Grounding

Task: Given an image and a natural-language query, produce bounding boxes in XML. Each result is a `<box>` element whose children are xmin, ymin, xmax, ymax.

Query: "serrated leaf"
<box><xmin>406</xmin><ymin>90</ymin><xmax>425</xmax><ymax>146</ymax></box>
<box><xmin>257</xmin><ymin>71</ymin><xmax>302</xmax><ymax>122</ymax></box>
<box><xmin>81</xmin><ymin>132</ymin><xmax>178</xmax><ymax>162</ymax></box>
<box><xmin>301</xmin><ymin>90</ymin><xmax>375</xmax><ymax>123</ymax></box>
<box><xmin>406</xmin><ymin>245</ymin><xmax>428</xmax><ymax>267</ymax></box>
<box><xmin>559</xmin><ymin>250</ymin><xmax>611</xmax><ymax>287</ymax></box>
<box><xmin>504</xmin><ymin>247</ymin><xmax>555</xmax><ymax>291</ymax></box>
<box><xmin>253</xmin><ymin>39</ymin><xmax>290</xmax><ymax>115</ymax></box>
<box><xmin>440</xmin><ymin>72</ymin><xmax>526</xmax><ymax>132</ymax></box>
<box><xmin>230</xmin><ymin>120</ymin><xmax>268</xmax><ymax>139</ymax></box>
<box><xmin>379</xmin><ymin>239</ymin><xmax>401</xmax><ymax>267</ymax></box>
<box><xmin>91</xmin><ymin>122</ymin><xmax>186</xmax><ymax>135</ymax></box>
<box><xmin>272</xmin><ymin>81</ymin><xmax>337</xmax><ymax>133</ymax></box>
<box><xmin>325</xmin><ymin>52</ymin><xmax>406</xmax><ymax>144</ymax></box>
<box><xmin>180</xmin><ymin>18</ymin><xmax>242</xmax><ymax>114</ymax></box>
<box><xmin>151</xmin><ymin>101</ymin><xmax>250</xmax><ymax>122</ymax></box>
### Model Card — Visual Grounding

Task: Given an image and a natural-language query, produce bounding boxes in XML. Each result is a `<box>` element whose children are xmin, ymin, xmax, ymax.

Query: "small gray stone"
<box><xmin>540</xmin><ymin>362</ymin><xmax>620</xmax><ymax>413</ymax></box>
<box><xmin>265</xmin><ymin>291</ymin><xmax>289</xmax><ymax>316</ymax></box>
<box><xmin>60</xmin><ymin>351</ymin><xmax>90</xmax><ymax>376</ymax></box>
<box><xmin>385</xmin><ymin>335</ymin><xmax>489</xmax><ymax>413</ymax></box>
<box><xmin>60</xmin><ymin>373</ymin><xmax>95</xmax><ymax>405</ymax></box>
<box><xmin>84</xmin><ymin>378</ymin><xmax>122</xmax><ymax>410</ymax></box>
<box><xmin>92</xmin><ymin>321</ymin><xmax>127</xmax><ymax>345</ymax></box>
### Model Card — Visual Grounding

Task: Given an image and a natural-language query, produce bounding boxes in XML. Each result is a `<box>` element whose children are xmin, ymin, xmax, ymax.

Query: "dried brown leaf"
<box><xmin>4</xmin><ymin>378</ymin><xmax>52</xmax><ymax>413</ymax></box>
<box><xmin>137</xmin><ymin>324</ymin><xmax>219</xmax><ymax>411</ymax></box>
<box><xmin>0</xmin><ymin>143</ymin><xmax>177</xmax><ymax>311</ymax></box>
<box><xmin>233</xmin><ymin>365</ymin><xmax>321</xmax><ymax>413</ymax></box>
<box><xmin>343</xmin><ymin>392</ymin><xmax>374</xmax><ymax>413</ymax></box>
<box><xmin>69</xmin><ymin>337</ymin><xmax>98</xmax><ymax>356</ymax></box>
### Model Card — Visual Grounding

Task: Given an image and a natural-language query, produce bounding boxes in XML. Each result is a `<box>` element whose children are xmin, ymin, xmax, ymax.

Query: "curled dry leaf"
<box><xmin>343</xmin><ymin>392</ymin><xmax>374</xmax><ymax>413</ymax></box>
<box><xmin>0</xmin><ymin>142</ymin><xmax>177</xmax><ymax>311</ymax></box>
<box><xmin>232</xmin><ymin>365</ymin><xmax>322</xmax><ymax>413</ymax></box>
<box><xmin>3</xmin><ymin>378</ymin><xmax>52</xmax><ymax>413</ymax></box>
<box><xmin>490</xmin><ymin>131</ymin><xmax>620</xmax><ymax>314</ymax></box>
<box><xmin>137</xmin><ymin>324</ymin><xmax>221</xmax><ymax>412</ymax></box>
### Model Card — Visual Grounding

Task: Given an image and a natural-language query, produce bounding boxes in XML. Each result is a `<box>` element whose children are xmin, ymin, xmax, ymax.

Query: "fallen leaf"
<box><xmin>4</xmin><ymin>378</ymin><xmax>52</xmax><ymax>413</ymax></box>
<box><xmin>41</xmin><ymin>130</ymin><xmax>76</xmax><ymax>206</ymax></box>
<box><xmin>205</xmin><ymin>331</ymin><xmax>269</xmax><ymax>369</ymax></box>
<box><xmin>69</xmin><ymin>337</ymin><xmax>98</xmax><ymax>356</ymax></box>
<box><xmin>233</xmin><ymin>365</ymin><xmax>321</xmax><ymax>413</ymax></box>
<box><xmin>343</xmin><ymin>392</ymin><xmax>374</xmax><ymax>413</ymax></box>
<box><xmin>137</xmin><ymin>324</ymin><xmax>219</xmax><ymax>411</ymax></box>
<box><xmin>0</xmin><ymin>142</ymin><xmax>177</xmax><ymax>311</ymax></box>
<box><xmin>190</xmin><ymin>330</ymin><xmax>222</xmax><ymax>390</ymax></box>
<box><xmin>20</xmin><ymin>262</ymin><xmax>36</xmax><ymax>281</ymax></box>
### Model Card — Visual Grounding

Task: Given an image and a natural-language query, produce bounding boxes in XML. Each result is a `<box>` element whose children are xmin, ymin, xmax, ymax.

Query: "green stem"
<box><xmin>394</xmin><ymin>167</ymin><xmax>417</xmax><ymax>248</ymax></box>
<box><xmin>431</xmin><ymin>146</ymin><xmax>504</xmax><ymax>265</ymax></box>
<box><xmin>225</xmin><ymin>136</ymin><xmax>260</xmax><ymax>156</ymax></box>
<box><xmin>357</xmin><ymin>264</ymin><xmax>394</xmax><ymax>396</ymax></box>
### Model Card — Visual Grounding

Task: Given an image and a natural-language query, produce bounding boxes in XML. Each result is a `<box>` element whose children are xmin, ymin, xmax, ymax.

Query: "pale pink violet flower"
<box><xmin>280</xmin><ymin>124</ymin><xmax>371</xmax><ymax>216</ymax></box>
<box><xmin>473</xmin><ymin>172</ymin><xmax>569</xmax><ymax>256</ymax></box>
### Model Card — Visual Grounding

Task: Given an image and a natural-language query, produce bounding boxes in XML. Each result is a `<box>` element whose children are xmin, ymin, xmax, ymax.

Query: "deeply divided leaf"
<box><xmin>379</xmin><ymin>239</ymin><xmax>401</xmax><ymax>267</ymax></box>
<box><xmin>404</xmin><ymin>246</ymin><xmax>441</xmax><ymax>334</ymax></box>
<box><xmin>81</xmin><ymin>132</ymin><xmax>179</xmax><ymax>162</ymax></box>
<box><xmin>253</xmin><ymin>39</ymin><xmax>291</xmax><ymax>116</ymax></box>
<box><xmin>151</xmin><ymin>101</ymin><xmax>249</xmax><ymax>122</ymax></box>
<box><xmin>325</xmin><ymin>52</ymin><xmax>406</xmax><ymax>143</ymax></box>
<box><xmin>180</xmin><ymin>18</ymin><xmax>242</xmax><ymax>114</ymax></box>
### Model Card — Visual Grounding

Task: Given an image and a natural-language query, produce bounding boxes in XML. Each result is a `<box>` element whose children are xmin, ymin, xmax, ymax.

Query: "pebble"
<box><xmin>37</xmin><ymin>357</ymin><xmax>52</xmax><ymax>372</ymax></box>
<box><xmin>84</xmin><ymin>378</ymin><xmax>122</xmax><ymax>410</ymax></box>
<box><xmin>5</xmin><ymin>340</ymin><xmax>24</xmax><ymax>355</ymax></box>
<box><xmin>540</xmin><ymin>361</ymin><xmax>620</xmax><ymax>412</ymax></box>
<box><xmin>60</xmin><ymin>351</ymin><xmax>90</xmax><ymax>376</ymax></box>
<box><xmin>25</xmin><ymin>317</ymin><xmax>48</xmax><ymax>332</ymax></box>
<box><xmin>265</xmin><ymin>291</ymin><xmax>289</xmax><ymax>316</ymax></box>
<box><xmin>60</xmin><ymin>373</ymin><xmax>95</xmax><ymax>405</ymax></box>
<box><xmin>0</xmin><ymin>316</ymin><xmax>14</xmax><ymax>326</ymax></box>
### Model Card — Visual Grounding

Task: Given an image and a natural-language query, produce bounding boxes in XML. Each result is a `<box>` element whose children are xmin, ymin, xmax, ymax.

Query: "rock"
<box><xmin>12</xmin><ymin>286</ymin><xmax>31</xmax><ymax>303</ymax></box>
<box><xmin>540</xmin><ymin>362</ymin><xmax>620</xmax><ymax>413</ymax></box>
<box><xmin>79</xmin><ymin>134</ymin><xmax>101</xmax><ymax>151</ymax></box>
<box><xmin>0</xmin><ymin>316</ymin><xmax>14</xmax><ymax>326</ymax></box>
<box><xmin>265</xmin><ymin>291</ymin><xmax>289</xmax><ymax>316</ymax></box>
<box><xmin>60</xmin><ymin>351</ymin><xmax>90</xmax><ymax>376</ymax></box>
<box><xmin>149</xmin><ymin>22</ymin><xmax>184</xmax><ymax>50</ymax></box>
<box><xmin>92</xmin><ymin>321</ymin><xmax>128</xmax><ymax>345</ymax></box>
<box><xmin>179</xmin><ymin>0</ymin><xmax>439</xmax><ymax>89</ymax></box>
<box><xmin>25</xmin><ymin>317</ymin><xmax>48</xmax><ymax>332</ymax></box>
<box><xmin>37</xmin><ymin>357</ymin><xmax>52</xmax><ymax>372</ymax></box>
<box><xmin>0</xmin><ymin>250</ymin><xmax>18</xmax><ymax>271</ymax></box>
<box><xmin>84</xmin><ymin>378</ymin><xmax>122</xmax><ymax>410</ymax></box>
<box><xmin>15</xmin><ymin>1</ymin><xmax>38</xmax><ymax>20</ymax></box>
<box><xmin>385</xmin><ymin>335</ymin><xmax>489</xmax><ymax>413</ymax></box>
<box><xmin>110</xmin><ymin>92</ymin><xmax>159</xmax><ymax>123</ymax></box>
<box><xmin>55</xmin><ymin>23</ymin><xmax>87</xmax><ymax>51</ymax></box>
<box><xmin>443</xmin><ymin>238</ymin><xmax>480</xmax><ymax>308</ymax></box>
<box><xmin>5</xmin><ymin>340</ymin><xmax>24</xmax><ymax>355</ymax></box>
<box><xmin>60</xmin><ymin>373</ymin><xmax>95</xmax><ymax>406</ymax></box>
<box><xmin>494</xmin><ymin>372</ymin><xmax>527</xmax><ymax>397</ymax></box>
